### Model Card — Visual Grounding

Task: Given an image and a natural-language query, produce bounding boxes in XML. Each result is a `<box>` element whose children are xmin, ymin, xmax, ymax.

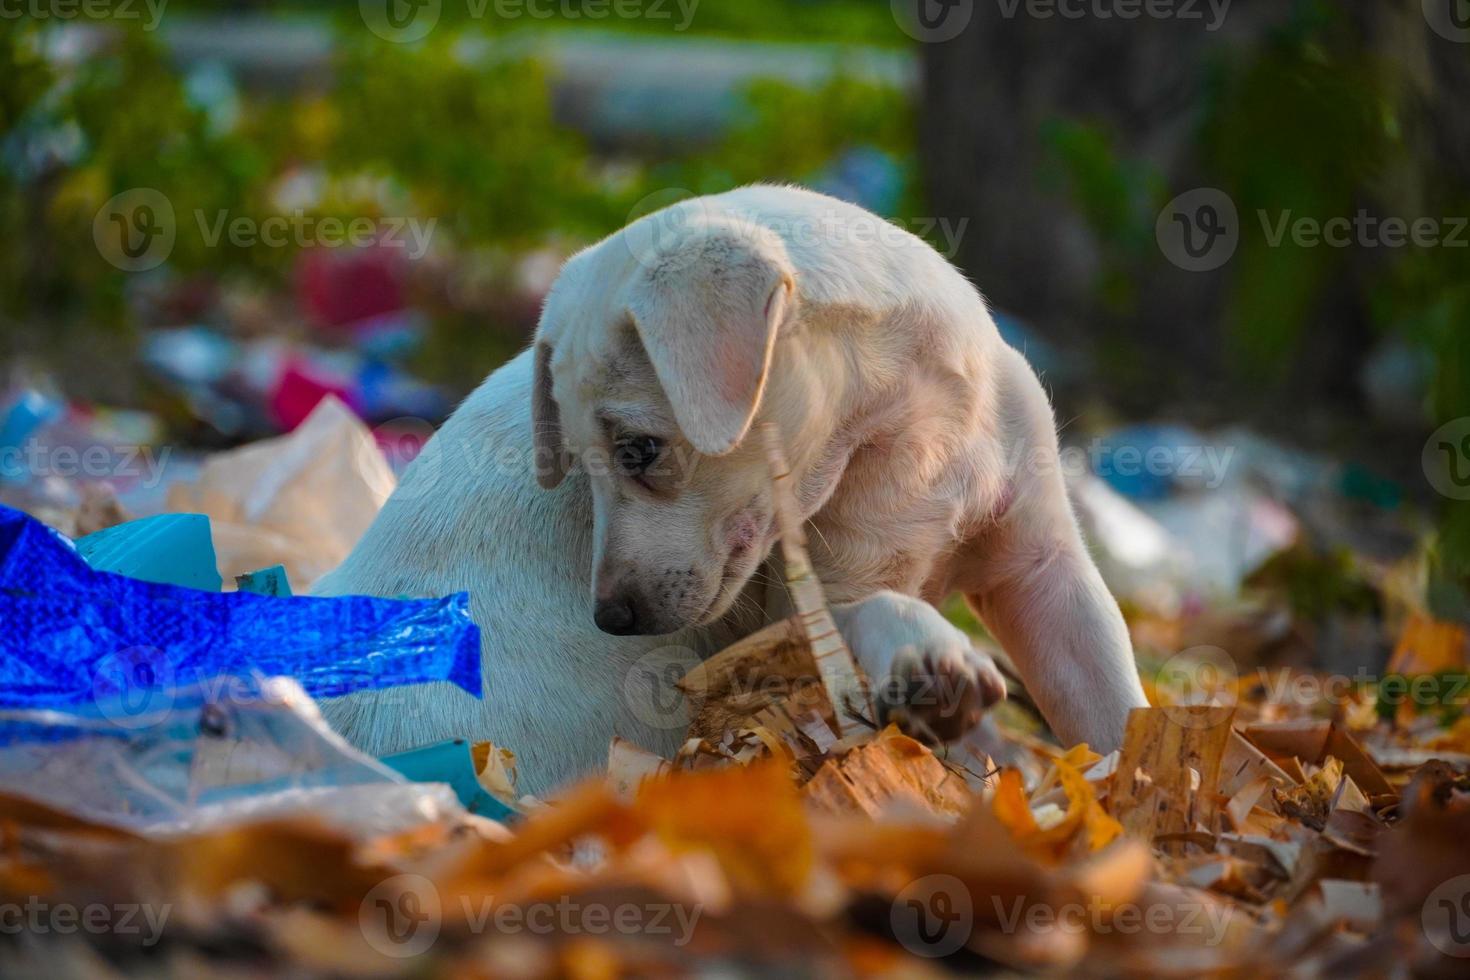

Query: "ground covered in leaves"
<box><xmin>3</xmin><ymin>617</ymin><xmax>1469</xmax><ymax>978</ymax></box>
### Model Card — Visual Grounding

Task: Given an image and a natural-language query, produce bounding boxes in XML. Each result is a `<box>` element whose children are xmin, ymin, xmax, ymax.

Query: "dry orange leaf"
<box><xmin>991</xmin><ymin>758</ymin><xmax>1120</xmax><ymax>861</ymax></box>
<box><xmin>637</xmin><ymin>760</ymin><xmax>812</xmax><ymax>898</ymax></box>
<box><xmin>992</xmin><ymin>768</ymin><xmax>1040</xmax><ymax>838</ymax></box>
<box><xmin>1429</xmin><ymin>716</ymin><xmax>1470</xmax><ymax>753</ymax></box>
<box><xmin>1388</xmin><ymin>614</ymin><xmax>1468</xmax><ymax>675</ymax></box>
<box><xmin>1060</xmin><ymin>758</ymin><xmax>1124</xmax><ymax>852</ymax></box>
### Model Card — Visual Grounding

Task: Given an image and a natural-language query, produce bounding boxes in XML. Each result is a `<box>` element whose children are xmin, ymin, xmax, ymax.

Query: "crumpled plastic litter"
<box><xmin>1070</xmin><ymin>472</ymin><xmax>1190</xmax><ymax>614</ymax></box>
<box><xmin>0</xmin><ymin>384</ymin><xmax>66</xmax><ymax>482</ymax></box>
<box><xmin>141</xmin><ymin>319</ymin><xmax>449</xmax><ymax>436</ymax></box>
<box><xmin>1071</xmin><ymin>426</ymin><xmax>1303</xmax><ymax>614</ymax></box>
<box><xmin>1142</xmin><ymin>481</ymin><xmax>1299</xmax><ymax>597</ymax></box>
<box><xmin>166</xmin><ymin>395</ymin><xmax>395</xmax><ymax>591</ymax></box>
<box><xmin>0</xmin><ymin>502</ymin><xmax>481</xmax><ymax>711</ymax></box>
<box><xmin>1</xmin><ymin>371</ymin><xmax>179</xmax><ymax>527</ymax></box>
<box><xmin>1092</xmin><ymin>424</ymin><xmax>1213</xmax><ymax>501</ymax></box>
<box><xmin>0</xmin><ymin>675</ymin><xmax>465</xmax><ymax>837</ymax></box>
<box><xmin>76</xmin><ymin>512</ymin><xmax>223</xmax><ymax>591</ymax></box>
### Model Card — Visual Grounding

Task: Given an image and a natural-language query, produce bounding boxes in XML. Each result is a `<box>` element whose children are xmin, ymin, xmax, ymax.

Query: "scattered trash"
<box><xmin>75</xmin><ymin>512</ymin><xmax>223</xmax><ymax>592</ymax></box>
<box><xmin>0</xmin><ymin>424</ymin><xmax>1464</xmax><ymax>975</ymax></box>
<box><xmin>165</xmin><ymin>395</ymin><xmax>395</xmax><ymax>591</ymax></box>
<box><xmin>0</xmin><ymin>676</ymin><xmax>466</xmax><ymax>837</ymax></box>
<box><xmin>235</xmin><ymin>563</ymin><xmax>292</xmax><ymax>596</ymax></box>
<box><xmin>812</xmin><ymin>145</ymin><xmax>905</xmax><ymax>216</ymax></box>
<box><xmin>140</xmin><ymin>314</ymin><xmax>451</xmax><ymax>441</ymax></box>
<box><xmin>0</xmin><ymin>385</ymin><xmax>66</xmax><ymax>482</ymax></box>
<box><xmin>0</xmin><ymin>503</ymin><xmax>481</xmax><ymax>712</ymax></box>
<box><xmin>380</xmin><ymin>739</ymin><xmax>517</xmax><ymax>822</ymax></box>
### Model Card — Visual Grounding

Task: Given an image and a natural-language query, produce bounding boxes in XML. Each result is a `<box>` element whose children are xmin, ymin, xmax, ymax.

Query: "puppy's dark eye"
<box><xmin>613</xmin><ymin>434</ymin><xmax>664</xmax><ymax>476</ymax></box>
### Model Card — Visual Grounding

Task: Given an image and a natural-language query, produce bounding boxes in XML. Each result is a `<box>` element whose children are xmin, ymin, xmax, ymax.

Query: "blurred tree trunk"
<box><xmin>917</xmin><ymin>1</ymin><xmax>1461</xmax><ymax>431</ymax></box>
<box><xmin>919</xmin><ymin>7</ymin><xmax>1248</xmax><ymax>410</ymax></box>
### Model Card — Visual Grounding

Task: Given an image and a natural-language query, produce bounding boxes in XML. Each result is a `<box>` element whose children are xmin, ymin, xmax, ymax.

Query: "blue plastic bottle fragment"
<box><xmin>0</xmin><ymin>388</ymin><xmax>67</xmax><ymax>482</ymax></box>
<box><xmin>235</xmin><ymin>564</ymin><xmax>292</xmax><ymax>597</ymax></box>
<box><xmin>0</xmin><ymin>505</ymin><xmax>481</xmax><ymax>712</ymax></box>
<box><xmin>76</xmin><ymin>513</ymin><xmax>223</xmax><ymax>592</ymax></box>
<box><xmin>380</xmin><ymin>739</ymin><xmax>517</xmax><ymax>822</ymax></box>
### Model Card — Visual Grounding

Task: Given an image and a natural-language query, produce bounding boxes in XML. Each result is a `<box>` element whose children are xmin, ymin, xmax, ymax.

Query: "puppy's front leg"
<box><xmin>961</xmin><ymin>354</ymin><xmax>1150</xmax><ymax>753</ymax></box>
<box><xmin>830</xmin><ymin>591</ymin><xmax>1006</xmax><ymax>742</ymax></box>
<box><xmin>965</xmin><ymin>537</ymin><xmax>1146</xmax><ymax>754</ymax></box>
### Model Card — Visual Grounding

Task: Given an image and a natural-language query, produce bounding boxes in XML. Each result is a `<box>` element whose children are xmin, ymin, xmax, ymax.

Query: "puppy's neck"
<box><xmin>765</xmin><ymin>298</ymin><xmax>1002</xmax><ymax>600</ymax></box>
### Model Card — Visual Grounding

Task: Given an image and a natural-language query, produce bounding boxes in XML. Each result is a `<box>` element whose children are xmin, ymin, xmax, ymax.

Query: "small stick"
<box><xmin>761</xmin><ymin>423</ymin><xmax>872</xmax><ymax>734</ymax></box>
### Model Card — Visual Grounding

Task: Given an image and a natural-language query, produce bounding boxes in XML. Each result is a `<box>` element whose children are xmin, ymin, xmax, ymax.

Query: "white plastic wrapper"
<box><xmin>166</xmin><ymin>395</ymin><xmax>395</xmax><ymax>592</ymax></box>
<box><xmin>0</xmin><ymin>675</ymin><xmax>462</xmax><ymax>838</ymax></box>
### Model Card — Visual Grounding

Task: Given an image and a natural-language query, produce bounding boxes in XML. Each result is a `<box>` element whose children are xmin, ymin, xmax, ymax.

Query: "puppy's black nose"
<box><xmin>593</xmin><ymin>597</ymin><xmax>638</xmax><ymax>635</ymax></box>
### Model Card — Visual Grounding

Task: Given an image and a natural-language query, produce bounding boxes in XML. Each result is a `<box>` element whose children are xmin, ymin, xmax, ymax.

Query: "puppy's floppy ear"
<box><xmin>531</xmin><ymin>341</ymin><xmax>569</xmax><ymax>489</ymax></box>
<box><xmin>626</xmin><ymin>219</ymin><xmax>794</xmax><ymax>456</ymax></box>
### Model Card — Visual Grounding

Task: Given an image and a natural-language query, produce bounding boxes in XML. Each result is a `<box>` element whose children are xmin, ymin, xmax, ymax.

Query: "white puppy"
<box><xmin>317</xmin><ymin>185</ymin><xmax>1148</xmax><ymax>792</ymax></box>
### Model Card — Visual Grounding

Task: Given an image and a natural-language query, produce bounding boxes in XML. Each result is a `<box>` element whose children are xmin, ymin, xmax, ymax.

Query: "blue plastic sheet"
<box><xmin>0</xmin><ymin>504</ymin><xmax>481</xmax><ymax>712</ymax></box>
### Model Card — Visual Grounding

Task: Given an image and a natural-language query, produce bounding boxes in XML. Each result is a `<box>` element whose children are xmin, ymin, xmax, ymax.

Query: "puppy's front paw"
<box><xmin>835</xmin><ymin>592</ymin><xmax>1006</xmax><ymax>744</ymax></box>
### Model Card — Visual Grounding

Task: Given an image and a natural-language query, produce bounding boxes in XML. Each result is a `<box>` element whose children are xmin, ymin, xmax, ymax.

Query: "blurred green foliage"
<box><xmin>0</xmin><ymin>16</ymin><xmax>913</xmax><ymax>329</ymax></box>
<box><xmin>1205</xmin><ymin>10</ymin><xmax>1396</xmax><ymax>380</ymax></box>
<box><xmin>216</xmin><ymin>0</ymin><xmax>907</xmax><ymax>45</ymax></box>
<box><xmin>1039</xmin><ymin>118</ymin><xmax>1163</xmax><ymax>314</ymax></box>
<box><xmin>1249</xmin><ymin>545</ymin><xmax>1381</xmax><ymax>622</ymax></box>
<box><xmin>1038</xmin><ymin>4</ymin><xmax>1470</xmax><ymax>608</ymax></box>
<box><xmin>323</xmin><ymin>30</ymin><xmax>614</xmax><ymax>245</ymax></box>
<box><xmin>3</xmin><ymin>3</ymin><xmax>1467</xmax><ymax>615</ymax></box>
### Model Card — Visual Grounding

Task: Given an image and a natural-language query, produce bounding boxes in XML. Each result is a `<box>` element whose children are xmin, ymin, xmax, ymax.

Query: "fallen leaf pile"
<box><xmin>2</xmin><ymin>674</ymin><xmax>1467</xmax><ymax>978</ymax></box>
<box><xmin>1</xmin><ymin>427</ymin><xmax>1466</xmax><ymax>977</ymax></box>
